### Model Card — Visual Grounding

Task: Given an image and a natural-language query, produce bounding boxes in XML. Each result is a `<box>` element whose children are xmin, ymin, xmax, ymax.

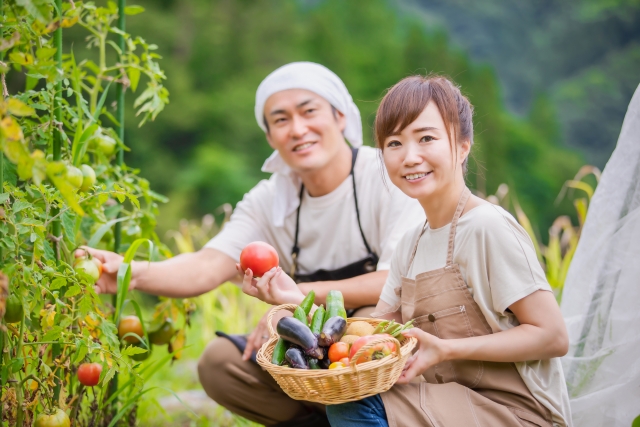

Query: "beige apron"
<box><xmin>380</xmin><ymin>188</ymin><xmax>554</xmax><ymax>427</ymax></box>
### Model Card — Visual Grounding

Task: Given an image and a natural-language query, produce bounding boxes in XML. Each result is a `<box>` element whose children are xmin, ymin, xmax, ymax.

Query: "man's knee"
<box><xmin>198</xmin><ymin>337</ymin><xmax>239</xmax><ymax>401</ymax></box>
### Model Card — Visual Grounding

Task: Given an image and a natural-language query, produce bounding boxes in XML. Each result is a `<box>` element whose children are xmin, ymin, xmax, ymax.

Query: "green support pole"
<box><xmin>51</xmin><ymin>0</ymin><xmax>63</xmax><ymax>403</ymax></box>
<box><xmin>109</xmin><ymin>0</ymin><xmax>126</xmax><ymax>412</ymax></box>
<box><xmin>1</xmin><ymin>0</ymin><xmax>5</xmax><ymax>267</ymax></box>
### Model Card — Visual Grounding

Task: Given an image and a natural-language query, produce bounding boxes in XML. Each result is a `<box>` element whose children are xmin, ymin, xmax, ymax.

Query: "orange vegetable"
<box><xmin>328</xmin><ymin>342</ymin><xmax>350</xmax><ymax>363</ymax></box>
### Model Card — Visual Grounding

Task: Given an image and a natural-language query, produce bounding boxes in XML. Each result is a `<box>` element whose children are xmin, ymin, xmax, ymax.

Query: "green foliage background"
<box><xmin>43</xmin><ymin>0</ymin><xmax>637</xmax><ymax>239</ymax></box>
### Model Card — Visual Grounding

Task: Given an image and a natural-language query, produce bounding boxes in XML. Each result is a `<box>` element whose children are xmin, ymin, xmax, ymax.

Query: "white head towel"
<box><xmin>255</xmin><ymin>62</ymin><xmax>363</xmax><ymax>227</ymax></box>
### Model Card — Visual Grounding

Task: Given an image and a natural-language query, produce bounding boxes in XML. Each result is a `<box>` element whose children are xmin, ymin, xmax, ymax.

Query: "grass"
<box><xmin>135</xmin><ymin>282</ymin><xmax>269</xmax><ymax>426</ymax></box>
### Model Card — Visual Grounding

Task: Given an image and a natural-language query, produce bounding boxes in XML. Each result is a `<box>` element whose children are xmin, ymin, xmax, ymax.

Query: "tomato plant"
<box><xmin>240</xmin><ymin>241</ymin><xmax>279</xmax><ymax>277</ymax></box>
<box><xmin>0</xmin><ymin>1</ymin><xmax>192</xmax><ymax>426</ymax></box>
<box><xmin>77</xmin><ymin>362</ymin><xmax>102</xmax><ymax>387</ymax></box>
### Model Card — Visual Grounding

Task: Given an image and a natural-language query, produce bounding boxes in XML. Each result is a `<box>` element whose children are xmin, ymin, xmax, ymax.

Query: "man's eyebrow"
<box><xmin>269</xmin><ymin>99</ymin><xmax>316</xmax><ymax>116</ymax></box>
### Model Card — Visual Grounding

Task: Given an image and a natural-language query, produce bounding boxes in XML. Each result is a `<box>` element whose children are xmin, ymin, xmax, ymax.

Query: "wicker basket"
<box><xmin>256</xmin><ymin>304</ymin><xmax>417</xmax><ymax>405</ymax></box>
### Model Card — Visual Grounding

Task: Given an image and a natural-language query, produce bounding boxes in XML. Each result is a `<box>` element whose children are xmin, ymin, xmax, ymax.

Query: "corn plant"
<box><xmin>486</xmin><ymin>166</ymin><xmax>601</xmax><ymax>301</ymax></box>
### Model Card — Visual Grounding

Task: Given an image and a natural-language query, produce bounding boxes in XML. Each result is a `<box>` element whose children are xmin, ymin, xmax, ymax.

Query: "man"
<box><xmin>84</xmin><ymin>62</ymin><xmax>424</xmax><ymax>426</ymax></box>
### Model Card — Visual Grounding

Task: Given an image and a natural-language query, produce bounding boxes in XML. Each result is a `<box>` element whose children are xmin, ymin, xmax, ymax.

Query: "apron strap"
<box><xmin>446</xmin><ymin>187</ymin><xmax>471</xmax><ymax>266</ymax></box>
<box><xmin>290</xmin><ymin>147</ymin><xmax>375</xmax><ymax>278</ymax></box>
<box><xmin>406</xmin><ymin>218</ymin><xmax>428</xmax><ymax>275</ymax></box>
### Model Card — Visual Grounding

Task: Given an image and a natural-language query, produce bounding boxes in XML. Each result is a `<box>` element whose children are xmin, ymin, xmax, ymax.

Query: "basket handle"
<box><xmin>349</xmin><ymin>335</ymin><xmax>402</xmax><ymax>368</ymax></box>
<box><xmin>266</xmin><ymin>303</ymin><xmax>299</xmax><ymax>336</ymax></box>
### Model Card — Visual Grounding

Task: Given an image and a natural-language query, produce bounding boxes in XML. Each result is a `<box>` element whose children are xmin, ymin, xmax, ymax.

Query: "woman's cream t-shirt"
<box><xmin>380</xmin><ymin>204</ymin><xmax>572</xmax><ymax>427</ymax></box>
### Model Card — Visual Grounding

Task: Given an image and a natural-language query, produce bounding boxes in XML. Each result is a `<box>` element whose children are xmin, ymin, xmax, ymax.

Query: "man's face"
<box><xmin>263</xmin><ymin>89</ymin><xmax>347</xmax><ymax>173</ymax></box>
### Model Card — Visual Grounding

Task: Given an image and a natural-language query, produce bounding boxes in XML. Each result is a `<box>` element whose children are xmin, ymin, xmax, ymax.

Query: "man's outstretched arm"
<box><xmin>79</xmin><ymin>247</ymin><xmax>239</xmax><ymax>298</ymax></box>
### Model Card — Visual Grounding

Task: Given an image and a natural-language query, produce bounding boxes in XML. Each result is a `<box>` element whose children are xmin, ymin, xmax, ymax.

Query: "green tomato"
<box><xmin>130</xmin><ymin>342</ymin><xmax>152</xmax><ymax>361</ymax></box>
<box><xmin>95</xmin><ymin>134</ymin><xmax>116</xmax><ymax>156</ymax></box>
<box><xmin>149</xmin><ymin>319</ymin><xmax>176</xmax><ymax>345</ymax></box>
<box><xmin>34</xmin><ymin>408</ymin><xmax>70</xmax><ymax>427</ymax></box>
<box><xmin>66</xmin><ymin>166</ymin><xmax>83</xmax><ymax>189</ymax></box>
<box><xmin>4</xmin><ymin>294</ymin><xmax>23</xmax><ymax>323</ymax></box>
<box><xmin>80</xmin><ymin>164</ymin><xmax>96</xmax><ymax>191</ymax></box>
<box><xmin>74</xmin><ymin>257</ymin><xmax>102</xmax><ymax>284</ymax></box>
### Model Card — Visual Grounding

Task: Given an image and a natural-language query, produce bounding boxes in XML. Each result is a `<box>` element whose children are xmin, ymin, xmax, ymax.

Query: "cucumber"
<box><xmin>308</xmin><ymin>358</ymin><xmax>321</xmax><ymax>370</ymax></box>
<box><xmin>293</xmin><ymin>306</ymin><xmax>308</xmax><ymax>325</ymax></box>
<box><xmin>299</xmin><ymin>290</ymin><xmax>315</xmax><ymax>316</ymax></box>
<box><xmin>271</xmin><ymin>338</ymin><xmax>288</xmax><ymax>365</ymax></box>
<box><xmin>324</xmin><ymin>290</ymin><xmax>346</xmax><ymax>324</ymax></box>
<box><xmin>310</xmin><ymin>304</ymin><xmax>325</xmax><ymax>335</ymax></box>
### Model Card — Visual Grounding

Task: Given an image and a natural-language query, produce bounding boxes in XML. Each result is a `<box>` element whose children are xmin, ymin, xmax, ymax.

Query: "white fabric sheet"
<box><xmin>561</xmin><ymin>84</ymin><xmax>640</xmax><ymax>427</ymax></box>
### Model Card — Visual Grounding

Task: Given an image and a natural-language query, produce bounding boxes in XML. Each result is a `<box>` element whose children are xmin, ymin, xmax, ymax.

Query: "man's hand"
<box><xmin>74</xmin><ymin>246</ymin><xmax>126</xmax><ymax>295</ymax></box>
<box><xmin>395</xmin><ymin>328</ymin><xmax>448</xmax><ymax>384</ymax></box>
<box><xmin>240</xmin><ymin>265</ymin><xmax>304</xmax><ymax>306</ymax></box>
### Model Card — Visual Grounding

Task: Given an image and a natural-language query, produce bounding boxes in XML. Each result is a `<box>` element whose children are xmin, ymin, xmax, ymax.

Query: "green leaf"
<box><xmin>65</xmin><ymin>284</ymin><xmax>82</xmax><ymax>298</ymax></box>
<box><xmin>87</xmin><ymin>216</ymin><xmax>130</xmax><ymax>248</ymax></box>
<box><xmin>93</xmin><ymin>81</ymin><xmax>113</xmax><ymax>121</ymax></box>
<box><xmin>50</xmin><ymin>277</ymin><xmax>67</xmax><ymax>290</ymax></box>
<box><xmin>128</xmin><ymin>67</ymin><xmax>141</xmax><ymax>92</ymax></box>
<box><xmin>61</xmin><ymin>211</ymin><xmax>77</xmax><ymax>247</ymax></box>
<box><xmin>6</xmin><ymin>98</ymin><xmax>36</xmax><ymax>116</ymax></box>
<box><xmin>73</xmin><ymin>340</ymin><xmax>89</xmax><ymax>364</ymax></box>
<box><xmin>0</xmin><ymin>194</ymin><xmax>9</xmax><ymax>203</ymax></box>
<box><xmin>30</xmin><ymin>232</ymin><xmax>37</xmax><ymax>243</ymax></box>
<box><xmin>42</xmin><ymin>326</ymin><xmax>63</xmax><ymax>341</ymax></box>
<box><xmin>124</xmin><ymin>5</ymin><xmax>145</xmax><ymax>15</ymax></box>
<box><xmin>102</xmin><ymin>365</ymin><xmax>117</xmax><ymax>388</ymax></box>
<box><xmin>122</xmin><ymin>345</ymin><xmax>147</xmax><ymax>357</ymax></box>
<box><xmin>36</xmin><ymin>47</ymin><xmax>57</xmax><ymax>61</ymax></box>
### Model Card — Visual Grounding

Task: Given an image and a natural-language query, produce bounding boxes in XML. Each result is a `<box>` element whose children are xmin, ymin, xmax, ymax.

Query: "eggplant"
<box><xmin>277</xmin><ymin>317</ymin><xmax>323</xmax><ymax>359</ymax></box>
<box><xmin>318</xmin><ymin>316</ymin><xmax>347</xmax><ymax>347</ymax></box>
<box><xmin>285</xmin><ymin>347</ymin><xmax>309</xmax><ymax>369</ymax></box>
<box><xmin>319</xmin><ymin>347</ymin><xmax>331</xmax><ymax>369</ymax></box>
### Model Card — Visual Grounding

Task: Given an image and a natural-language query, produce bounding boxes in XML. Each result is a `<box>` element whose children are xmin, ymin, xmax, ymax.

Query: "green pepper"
<box><xmin>299</xmin><ymin>290</ymin><xmax>315</xmax><ymax>316</ymax></box>
<box><xmin>271</xmin><ymin>338</ymin><xmax>288</xmax><ymax>365</ymax></box>
<box><xmin>310</xmin><ymin>304</ymin><xmax>325</xmax><ymax>335</ymax></box>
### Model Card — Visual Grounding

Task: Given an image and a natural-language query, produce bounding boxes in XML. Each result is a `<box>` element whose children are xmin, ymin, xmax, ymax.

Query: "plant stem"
<box><xmin>52</xmin><ymin>0</ymin><xmax>64</xmax><ymax>404</ymax></box>
<box><xmin>15</xmin><ymin>315</ymin><xmax>25</xmax><ymax>426</ymax></box>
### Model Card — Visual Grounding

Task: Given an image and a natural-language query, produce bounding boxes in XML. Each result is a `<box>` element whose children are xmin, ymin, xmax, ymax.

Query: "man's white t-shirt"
<box><xmin>205</xmin><ymin>146</ymin><xmax>426</xmax><ymax>275</ymax></box>
<box><xmin>380</xmin><ymin>204</ymin><xmax>572</xmax><ymax>427</ymax></box>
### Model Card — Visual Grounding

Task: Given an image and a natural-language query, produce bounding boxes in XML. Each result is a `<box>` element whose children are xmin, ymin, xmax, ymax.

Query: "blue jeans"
<box><xmin>326</xmin><ymin>394</ymin><xmax>389</xmax><ymax>427</ymax></box>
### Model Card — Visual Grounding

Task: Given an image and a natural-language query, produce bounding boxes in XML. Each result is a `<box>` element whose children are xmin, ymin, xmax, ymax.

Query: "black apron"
<box><xmin>218</xmin><ymin>147</ymin><xmax>378</xmax><ymax>361</ymax></box>
<box><xmin>290</xmin><ymin>147</ymin><xmax>379</xmax><ymax>287</ymax></box>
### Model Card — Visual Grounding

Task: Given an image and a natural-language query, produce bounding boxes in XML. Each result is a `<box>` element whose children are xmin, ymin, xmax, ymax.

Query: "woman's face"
<box><xmin>382</xmin><ymin>101</ymin><xmax>469</xmax><ymax>202</ymax></box>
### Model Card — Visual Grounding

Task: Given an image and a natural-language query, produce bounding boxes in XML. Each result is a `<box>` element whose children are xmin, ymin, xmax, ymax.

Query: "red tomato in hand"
<box><xmin>328</xmin><ymin>342</ymin><xmax>350</xmax><ymax>363</ymax></box>
<box><xmin>349</xmin><ymin>334</ymin><xmax>397</xmax><ymax>364</ymax></box>
<box><xmin>240</xmin><ymin>241</ymin><xmax>279</xmax><ymax>277</ymax></box>
<box><xmin>77</xmin><ymin>362</ymin><xmax>102</xmax><ymax>386</ymax></box>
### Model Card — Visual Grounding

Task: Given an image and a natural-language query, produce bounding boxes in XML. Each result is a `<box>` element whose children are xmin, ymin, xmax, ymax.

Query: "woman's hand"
<box><xmin>395</xmin><ymin>328</ymin><xmax>449</xmax><ymax>384</ymax></box>
<box><xmin>240</xmin><ymin>265</ymin><xmax>304</xmax><ymax>306</ymax></box>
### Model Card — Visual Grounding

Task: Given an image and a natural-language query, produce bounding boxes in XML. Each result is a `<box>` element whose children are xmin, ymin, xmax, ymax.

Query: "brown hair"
<box><xmin>375</xmin><ymin>75</ymin><xmax>474</xmax><ymax>172</ymax></box>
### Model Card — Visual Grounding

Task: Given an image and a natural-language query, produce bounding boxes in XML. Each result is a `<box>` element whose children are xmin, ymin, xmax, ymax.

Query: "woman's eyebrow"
<box><xmin>413</xmin><ymin>126</ymin><xmax>438</xmax><ymax>133</ymax></box>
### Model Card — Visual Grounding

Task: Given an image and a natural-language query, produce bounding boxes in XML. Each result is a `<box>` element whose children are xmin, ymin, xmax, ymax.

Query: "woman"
<box><xmin>243</xmin><ymin>75</ymin><xmax>572</xmax><ymax>427</ymax></box>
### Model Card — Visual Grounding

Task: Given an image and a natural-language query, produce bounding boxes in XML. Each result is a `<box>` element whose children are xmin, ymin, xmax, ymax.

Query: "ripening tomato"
<box><xmin>34</xmin><ymin>408</ymin><xmax>70</xmax><ymax>427</ymax></box>
<box><xmin>4</xmin><ymin>294</ymin><xmax>24</xmax><ymax>324</ymax></box>
<box><xmin>66</xmin><ymin>166</ymin><xmax>83</xmax><ymax>189</ymax></box>
<box><xmin>77</xmin><ymin>362</ymin><xmax>102</xmax><ymax>387</ymax></box>
<box><xmin>349</xmin><ymin>334</ymin><xmax>397</xmax><ymax>364</ymax></box>
<box><xmin>80</xmin><ymin>164</ymin><xmax>96</xmax><ymax>191</ymax></box>
<box><xmin>240</xmin><ymin>241</ymin><xmax>279</xmax><ymax>277</ymax></box>
<box><xmin>339</xmin><ymin>357</ymin><xmax>349</xmax><ymax>365</ymax></box>
<box><xmin>328</xmin><ymin>342</ymin><xmax>350</xmax><ymax>363</ymax></box>
<box><xmin>118</xmin><ymin>315</ymin><xmax>144</xmax><ymax>344</ymax></box>
<box><xmin>74</xmin><ymin>257</ymin><xmax>102</xmax><ymax>284</ymax></box>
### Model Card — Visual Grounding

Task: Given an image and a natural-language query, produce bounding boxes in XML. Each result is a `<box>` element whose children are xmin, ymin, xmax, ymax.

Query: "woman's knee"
<box><xmin>326</xmin><ymin>395</ymin><xmax>388</xmax><ymax>427</ymax></box>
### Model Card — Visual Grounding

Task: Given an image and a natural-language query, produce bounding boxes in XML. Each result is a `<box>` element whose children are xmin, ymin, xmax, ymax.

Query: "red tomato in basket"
<box><xmin>240</xmin><ymin>242</ymin><xmax>279</xmax><ymax>277</ymax></box>
<box><xmin>349</xmin><ymin>334</ymin><xmax>397</xmax><ymax>365</ymax></box>
<box><xmin>339</xmin><ymin>357</ymin><xmax>350</xmax><ymax>365</ymax></box>
<box><xmin>328</xmin><ymin>342</ymin><xmax>350</xmax><ymax>363</ymax></box>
